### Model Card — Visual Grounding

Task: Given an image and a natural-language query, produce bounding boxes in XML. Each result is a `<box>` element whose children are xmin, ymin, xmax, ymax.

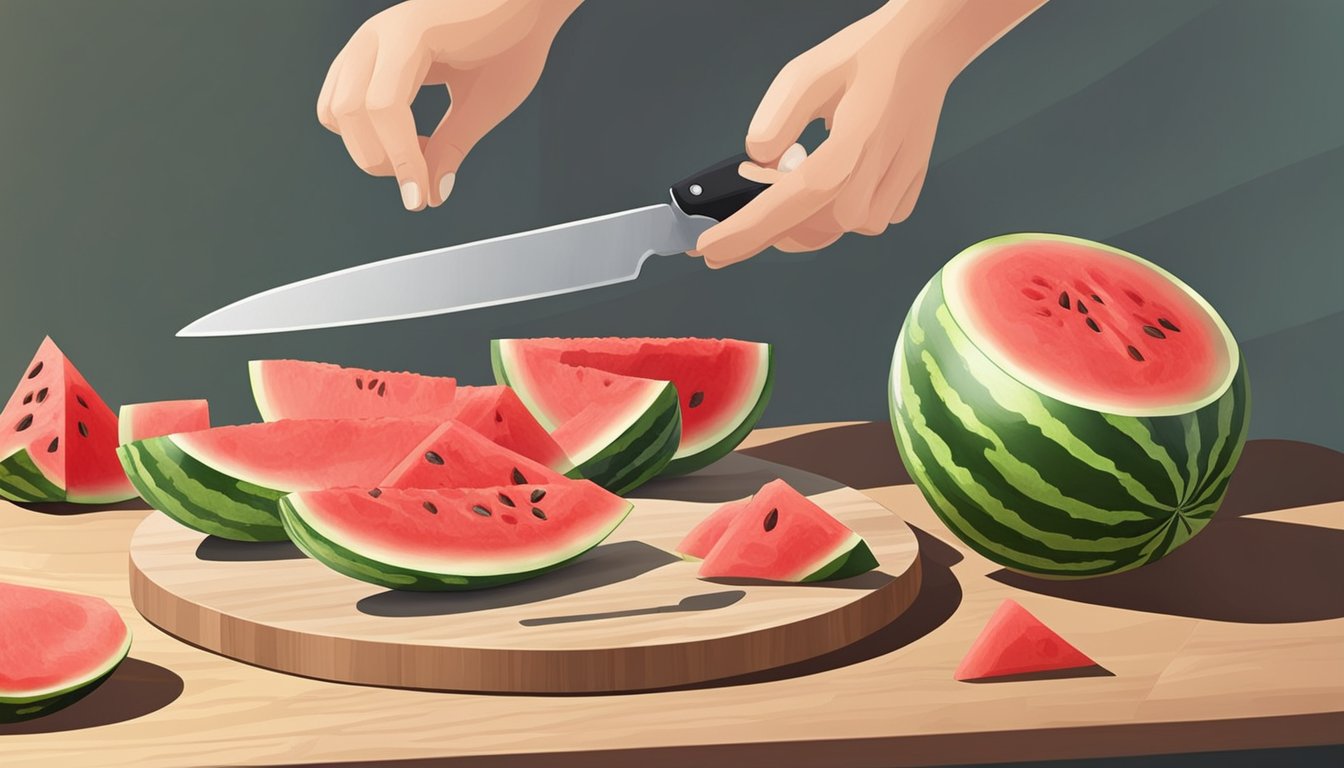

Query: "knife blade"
<box><xmin>178</xmin><ymin>154</ymin><xmax>768</xmax><ymax>337</ymax></box>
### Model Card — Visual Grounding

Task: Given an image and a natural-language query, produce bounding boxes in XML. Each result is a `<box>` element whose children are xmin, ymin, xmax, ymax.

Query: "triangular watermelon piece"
<box><xmin>0</xmin><ymin>337</ymin><xmax>135</xmax><ymax>504</ymax></box>
<box><xmin>955</xmin><ymin>600</ymin><xmax>1098</xmax><ymax>681</ymax></box>
<box><xmin>382</xmin><ymin>421</ymin><xmax>570</xmax><ymax>490</ymax></box>
<box><xmin>675</xmin><ymin>498</ymin><xmax>750</xmax><ymax>560</ymax></box>
<box><xmin>442</xmin><ymin>386</ymin><xmax>572</xmax><ymax>474</ymax></box>
<box><xmin>249</xmin><ymin>359</ymin><xmax>457</xmax><ymax>421</ymax></box>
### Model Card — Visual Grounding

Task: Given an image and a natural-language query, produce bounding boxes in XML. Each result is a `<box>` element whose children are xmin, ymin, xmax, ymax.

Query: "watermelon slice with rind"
<box><xmin>675</xmin><ymin>498</ymin><xmax>750</xmax><ymax>560</ymax></box>
<box><xmin>1</xmin><ymin>581</ymin><xmax>132</xmax><ymax>723</ymax></box>
<box><xmin>118</xmin><ymin>399</ymin><xmax>210</xmax><ymax>445</ymax></box>
<box><xmin>441</xmin><ymin>386</ymin><xmax>572</xmax><ymax>474</ymax></box>
<box><xmin>955</xmin><ymin>599</ymin><xmax>1097</xmax><ymax>681</ymax></box>
<box><xmin>698</xmin><ymin>480</ymin><xmax>878</xmax><ymax>582</ymax></box>
<box><xmin>249</xmin><ymin>359</ymin><xmax>457</xmax><ymax>421</ymax></box>
<box><xmin>0</xmin><ymin>337</ymin><xmax>135</xmax><ymax>504</ymax></box>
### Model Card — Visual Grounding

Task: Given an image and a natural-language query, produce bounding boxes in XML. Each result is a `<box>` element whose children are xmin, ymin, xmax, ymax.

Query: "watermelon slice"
<box><xmin>1</xmin><ymin>581</ymin><xmax>132</xmax><ymax>723</ymax></box>
<box><xmin>675</xmin><ymin>498</ymin><xmax>750</xmax><ymax>560</ymax></box>
<box><xmin>441</xmin><ymin>386</ymin><xmax>572</xmax><ymax>474</ymax></box>
<box><xmin>382</xmin><ymin>420</ymin><xmax>569</xmax><ymax>489</ymax></box>
<box><xmin>118</xmin><ymin>399</ymin><xmax>211</xmax><ymax>445</ymax></box>
<box><xmin>0</xmin><ymin>337</ymin><xmax>135</xmax><ymax>504</ymax></box>
<box><xmin>117</xmin><ymin>419</ymin><xmax>444</xmax><ymax>541</ymax></box>
<box><xmin>955</xmin><ymin>599</ymin><xmax>1097</xmax><ymax>681</ymax></box>
<box><xmin>698</xmin><ymin>480</ymin><xmax>877</xmax><ymax>582</ymax></box>
<box><xmin>492</xmin><ymin>353</ymin><xmax>680</xmax><ymax>495</ymax></box>
<box><xmin>493</xmin><ymin>338</ymin><xmax>772</xmax><ymax>475</ymax></box>
<box><xmin>249</xmin><ymin>359</ymin><xmax>457</xmax><ymax>421</ymax></box>
<box><xmin>280</xmin><ymin>483</ymin><xmax>633</xmax><ymax>590</ymax></box>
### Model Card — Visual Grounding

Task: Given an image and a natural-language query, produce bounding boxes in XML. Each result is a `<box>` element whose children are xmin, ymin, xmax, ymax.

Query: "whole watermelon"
<box><xmin>890</xmin><ymin>233</ymin><xmax>1249</xmax><ymax>578</ymax></box>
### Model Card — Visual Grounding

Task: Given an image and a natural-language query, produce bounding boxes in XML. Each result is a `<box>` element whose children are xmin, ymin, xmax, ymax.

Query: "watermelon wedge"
<box><xmin>675</xmin><ymin>498</ymin><xmax>750</xmax><ymax>560</ymax></box>
<box><xmin>1</xmin><ymin>581</ymin><xmax>132</xmax><ymax>723</ymax></box>
<box><xmin>382</xmin><ymin>420</ymin><xmax>569</xmax><ymax>489</ymax></box>
<box><xmin>441</xmin><ymin>386</ymin><xmax>573</xmax><ymax>474</ymax></box>
<box><xmin>118</xmin><ymin>419</ymin><xmax>444</xmax><ymax>541</ymax></box>
<box><xmin>492</xmin><ymin>338</ymin><xmax>772</xmax><ymax>475</ymax></box>
<box><xmin>955</xmin><ymin>599</ymin><xmax>1097</xmax><ymax>681</ymax></box>
<box><xmin>0</xmin><ymin>337</ymin><xmax>136</xmax><ymax>504</ymax></box>
<box><xmin>492</xmin><ymin>353</ymin><xmax>680</xmax><ymax>495</ymax></box>
<box><xmin>249</xmin><ymin>359</ymin><xmax>457</xmax><ymax>421</ymax></box>
<box><xmin>281</xmin><ymin>483</ymin><xmax>633</xmax><ymax>590</ymax></box>
<box><xmin>118</xmin><ymin>399</ymin><xmax>211</xmax><ymax>445</ymax></box>
<box><xmin>698</xmin><ymin>480</ymin><xmax>878</xmax><ymax>582</ymax></box>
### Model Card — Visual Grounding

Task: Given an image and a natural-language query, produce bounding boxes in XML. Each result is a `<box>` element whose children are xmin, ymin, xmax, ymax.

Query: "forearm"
<box><xmin>874</xmin><ymin>0</ymin><xmax>1047</xmax><ymax>84</ymax></box>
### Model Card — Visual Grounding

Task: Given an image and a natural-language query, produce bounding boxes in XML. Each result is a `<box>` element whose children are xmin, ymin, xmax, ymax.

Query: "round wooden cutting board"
<box><xmin>128</xmin><ymin>453</ymin><xmax>921</xmax><ymax>693</ymax></box>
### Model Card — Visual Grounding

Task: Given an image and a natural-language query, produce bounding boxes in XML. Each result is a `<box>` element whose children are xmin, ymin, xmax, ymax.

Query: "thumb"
<box><xmin>746</xmin><ymin>57</ymin><xmax>839</xmax><ymax>165</ymax></box>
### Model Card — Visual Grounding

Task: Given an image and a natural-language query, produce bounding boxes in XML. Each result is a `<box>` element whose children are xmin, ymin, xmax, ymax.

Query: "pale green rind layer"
<box><xmin>661</xmin><ymin>344</ymin><xmax>775</xmax><ymax>477</ymax></box>
<box><xmin>803</xmin><ymin>538</ymin><xmax>879</xmax><ymax>582</ymax></box>
<box><xmin>890</xmin><ymin>264</ymin><xmax>1250</xmax><ymax>578</ymax></box>
<box><xmin>0</xmin><ymin>630</ymin><xmax>131</xmax><ymax>724</ymax></box>
<box><xmin>279</xmin><ymin>496</ymin><xmax>633</xmax><ymax>591</ymax></box>
<box><xmin>0</xmin><ymin>448</ymin><xmax>66</xmax><ymax>502</ymax></box>
<box><xmin>117</xmin><ymin>438</ymin><xmax>288</xmax><ymax>542</ymax></box>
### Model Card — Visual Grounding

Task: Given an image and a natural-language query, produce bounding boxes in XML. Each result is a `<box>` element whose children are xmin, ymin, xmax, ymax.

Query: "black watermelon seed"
<box><xmin>22</xmin><ymin>392</ymin><xmax>32</xmax><ymax>405</ymax></box>
<box><xmin>1091</xmin><ymin>294</ymin><xmax>1104</xmax><ymax>304</ymax></box>
<box><xmin>511</xmin><ymin>467</ymin><xmax>527</xmax><ymax>485</ymax></box>
<box><xmin>530</xmin><ymin>488</ymin><xmax>546</xmax><ymax>503</ymax></box>
<box><xmin>1158</xmin><ymin>317</ymin><xmax>1181</xmax><ymax>333</ymax></box>
<box><xmin>377</xmin><ymin>382</ymin><xmax>386</xmax><ymax>397</ymax></box>
<box><xmin>1058</xmin><ymin>291</ymin><xmax>1070</xmax><ymax>309</ymax></box>
<box><xmin>531</xmin><ymin>507</ymin><xmax>547</xmax><ymax>521</ymax></box>
<box><xmin>423</xmin><ymin>501</ymin><xmax>438</xmax><ymax>514</ymax></box>
<box><xmin>16</xmin><ymin>414</ymin><xmax>33</xmax><ymax>432</ymax></box>
<box><xmin>1127</xmin><ymin>345</ymin><xmax>1145</xmax><ymax>362</ymax></box>
<box><xmin>1143</xmin><ymin>325</ymin><xmax>1166</xmax><ymax>339</ymax></box>
<box><xmin>36</xmin><ymin>388</ymin><xmax>48</xmax><ymax>403</ymax></box>
<box><xmin>47</xmin><ymin>437</ymin><xmax>59</xmax><ymax>453</ymax></box>
<box><xmin>1077</xmin><ymin>300</ymin><xmax>1088</xmax><ymax>315</ymax></box>
<box><xmin>27</xmin><ymin>362</ymin><xmax>42</xmax><ymax>379</ymax></box>
<box><xmin>494</xmin><ymin>411</ymin><xmax>504</xmax><ymax>423</ymax></box>
<box><xmin>368</xmin><ymin>378</ymin><xmax>379</xmax><ymax>390</ymax></box>
<box><xmin>367</xmin><ymin>488</ymin><xmax>382</xmax><ymax>498</ymax></box>
<box><xmin>1086</xmin><ymin>317</ymin><xmax>1101</xmax><ymax>333</ymax></box>
<box><xmin>78</xmin><ymin>421</ymin><xmax>88</xmax><ymax>437</ymax></box>
<box><xmin>497</xmin><ymin>493</ymin><xmax>515</xmax><ymax>507</ymax></box>
<box><xmin>76</xmin><ymin>395</ymin><xmax>88</xmax><ymax>409</ymax></box>
<box><xmin>356</xmin><ymin>378</ymin><xmax>364</xmax><ymax>389</ymax></box>
<box><xmin>763</xmin><ymin>508</ymin><xmax>779</xmax><ymax>532</ymax></box>
<box><xmin>471</xmin><ymin>504</ymin><xmax>492</xmax><ymax>517</ymax></box>
<box><xmin>424</xmin><ymin>451</ymin><xmax>444</xmax><ymax>465</ymax></box>
<box><xmin>688</xmin><ymin>391</ymin><xmax>705</xmax><ymax>409</ymax></box>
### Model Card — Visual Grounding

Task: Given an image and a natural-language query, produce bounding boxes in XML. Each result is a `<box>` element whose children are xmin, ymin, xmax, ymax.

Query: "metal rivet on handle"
<box><xmin>688</xmin><ymin>184</ymin><xmax>702</xmax><ymax>196</ymax></box>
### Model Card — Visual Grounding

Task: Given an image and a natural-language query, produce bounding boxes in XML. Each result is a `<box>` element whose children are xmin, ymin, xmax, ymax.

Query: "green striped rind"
<box><xmin>0</xmin><ymin>631</ymin><xmax>130</xmax><ymax>723</ymax></box>
<box><xmin>279</xmin><ymin>496</ymin><xmax>633</xmax><ymax>591</ymax></box>
<box><xmin>0</xmin><ymin>449</ymin><xmax>66</xmax><ymax>502</ymax></box>
<box><xmin>803</xmin><ymin>539</ymin><xmax>879</xmax><ymax>582</ymax></box>
<box><xmin>117</xmin><ymin>437</ymin><xmax>288</xmax><ymax>542</ymax></box>
<box><xmin>661</xmin><ymin>345</ymin><xmax>775</xmax><ymax>476</ymax></box>
<box><xmin>890</xmin><ymin>272</ymin><xmax>1250</xmax><ymax>578</ymax></box>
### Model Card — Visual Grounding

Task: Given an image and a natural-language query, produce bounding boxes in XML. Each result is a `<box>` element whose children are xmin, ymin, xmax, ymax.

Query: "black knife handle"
<box><xmin>669</xmin><ymin>154</ymin><xmax>770</xmax><ymax>222</ymax></box>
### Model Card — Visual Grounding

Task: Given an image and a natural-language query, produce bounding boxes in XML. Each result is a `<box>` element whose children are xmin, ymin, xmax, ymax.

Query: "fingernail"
<box><xmin>437</xmin><ymin>173</ymin><xmax>456</xmax><ymax>203</ymax></box>
<box><xmin>400</xmin><ymin>181</ymin><xmax>422</xmax><ymax>211</ymax></box>
<box><xmin>778</xmin><ymin>143</ymin><xmax>807</xmax><ymax>173</ymax></box>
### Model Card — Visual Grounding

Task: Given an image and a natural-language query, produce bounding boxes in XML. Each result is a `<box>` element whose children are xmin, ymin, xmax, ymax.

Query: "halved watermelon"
<box><xmin>1</xmin><ymin>581</ymin><xmax>132</xmax><ymax>723</ymax></box>
<box><xmin>492</xmin><ymin>354</ymin><xmax>680</xmax><ymax>495</ymax></box>
<box><xmin>493</xmin><ymin>338</ymin><xmax>772</xmax><ymax>475</ymax></box>
<box><xmin>118</xmin><ymin>419</ymin><xmax>444</xmax><ymax>541</ymax></box>
<box><xmin>249</xmin><ymin>359</ymin><xmax>457</xmax><ymax>421</ymax></box>
<box><xmin>442</xmin><ymin>386</ymin><xmax>573</xmax><ymax>474</ymax></box>
<box><xmin>0</xmin><ymin>337</ymin><xmax>135</xmax><ymax>504</ymax></box>
<box><xmin>281</xmin><ymin>483</ymin><xmax>632</xmax><ymax>590</ymax></box>
<box><xmin>118</xmin><ymin>399</ymin><xmax>211</xmax><ymax>445</ymax></box>
<box><xmin>675</xmin><ymin>498</ymin><xmax>750</xmax><ymax>560</ymax></box>
<box><xmin>698</xmin><ymin>480</ymin><xmax>877</xmax><ymax>582</ymax></box>
<box><xmin>955</xmin><ymin>599</ymin><xmax>1097</xmax><ymax>681</ymax></box>
<box><xmin>382</xmin><ymin>420</ymin><xmax>569</xmax><ymax>489</ymax></box>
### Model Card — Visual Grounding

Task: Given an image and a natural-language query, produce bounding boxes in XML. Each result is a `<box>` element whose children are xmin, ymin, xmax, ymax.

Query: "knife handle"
<box><xmin>669</xmin><ymin>154</ymin><xmax>769</xmax><ymax>222</ymax></box>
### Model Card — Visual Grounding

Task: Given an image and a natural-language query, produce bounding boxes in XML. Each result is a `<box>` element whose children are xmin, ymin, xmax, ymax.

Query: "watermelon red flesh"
<box><xmin>1</xmin><ymin>581</ymin><xmax>132</xmax><ymax>722</ymax></box>
<box><xmin>945</xmin><ymin>236</ymin><xmax>1236</xmax><ymax>416</ymax></box>
<box><xmin>676</xmin><ymin>498</ymin><xmax>750</xmax><ymax>560</ymax></box>
<box><xmin>0</xmin><ymin>337</ymin><xmax>135</xmax><ymax>504</ymax></box>
<box><xmin>118</xmin><ymin>400</ymin><xmax>210</xmax><ymax>445</ymax></box>
<box><xmin>281</xmin><ymin>484</ymin><xmax>633</xmax><ymax>590</ymax></box>
<box><xmin>249</xmin><ymin>359</ymin><xmax>456</xmax><ymax>421</ymax></box>
<box><xmin>382</xmin><ymin>420</ymin><xmax>570</xmax><ymax>489</ymax></box>
<box><xmin>493</xmin><ymin>338</ymin><xmax>772</xmax><ymax>473</ymax></box>
<box><xmin>955</xmin><ymin>599</ymin><xmax>1096</xmax><ymax>681</ymax></box>
<box><xmin>698</xmin><ymin>480</ymin><xmax>877</xmax><ymax>582</ymax></box>
<box><xmin>443</xmin><ymin>386</ymin><xmax>572</xmax><ymax>473</ymax></box>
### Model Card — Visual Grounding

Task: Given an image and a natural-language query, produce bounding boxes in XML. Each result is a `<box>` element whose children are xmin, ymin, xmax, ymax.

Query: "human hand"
<box><xmin>317</xmin><ymin>0</ymin><xmax>581</xmax><ymax>211</ymax></box>
<box><xmin>695</xmin><ymin>0</ymin><xmax>1045</xmax><ymax>267</ymax></box>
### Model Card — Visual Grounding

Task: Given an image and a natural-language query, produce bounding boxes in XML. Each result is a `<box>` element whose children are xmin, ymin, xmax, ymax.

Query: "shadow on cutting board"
<box><xmin>196</xmin><ymin>536</ymin><xmax>306</xmax><ymax>562</ymax></box>
<box><xmin>0</xmin><ymin>658</ymin><xmax>183</xmax><ymax>735</ymax></box>
<box><xmin>738</xmin><ymin>421</ymin><xmax>911</xmax><ymax>491</ymax></box>
<box><xmin>630</xmin><ymin>451</ymin><xmax>844</xmax><ymax>504</ymax></box>
<box><xmin>17</xmin><ymin>497</ymin><xmax>153</xmax><ymax>516</ymax></box>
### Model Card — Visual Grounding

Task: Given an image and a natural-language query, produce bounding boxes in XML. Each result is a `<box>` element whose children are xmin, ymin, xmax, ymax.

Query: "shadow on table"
<box><xmin>0</xmin><ymin>658</ymin><xmax>183</xmax><ymax>734</ymax></box>
<box><xmin>15</xmin><ymin>497</ymin><xmax>153</xmax><ymax>516</ymax></box>
<box><xmin>992</xmin><ymin>439</ymin><xmax>1344</xmax><ymax>623</ymax></box>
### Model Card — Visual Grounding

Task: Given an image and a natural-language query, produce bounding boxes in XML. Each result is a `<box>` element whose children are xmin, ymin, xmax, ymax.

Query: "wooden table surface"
<box><xmin>3</xmin><ymin>422</ymin><xmax>1342</xmax><ymax>767</ymax></box>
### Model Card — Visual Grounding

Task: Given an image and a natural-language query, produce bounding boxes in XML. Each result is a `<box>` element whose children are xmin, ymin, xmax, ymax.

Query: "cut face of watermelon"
<box><xmin>118</xmin><ymin>418</ymin><xmax>444</xmax><ymax>541</ymax></box>
<box><xmin>675</xmin><ymin>498</ymin><xmax>750</xmax><ymax>560</ymax></box>
<box><xmin>0</xmin><ymin>337</ymin><xmax>135</xmax><ymax>504</ymax></box>
<box><xmin>118</xmin><ymin>399</ymin><xmax>211</xmax><ymax>445</ymax></box>
<box><xmin>249</xmin><ymin>359</ymin><xmax>457</xmax><ymax>421</ymax></box>
<box><xmin>1</xmin><ymin>581</ymin><xmax>132</xmax><ymax>722</ymax></box>
<box><xmin>493</xmin><ymin>338</ymin><xmax>772</xmax><ymax>474</ymax></box>
<box><xmin>443</xmin><ymin>386</ymin><xmax>572</xmax><ymax>474</ymax></box>
<box><xmin>382</xmin><ymin>420</ymin><xmax>569</xmax><ymax>489</ymax></box>
<box><xmin>955</xmin><ymin>599</ymin><xmax>1097</xmax><ymax>681</ymax></box>
<box><xmin>943</xmin><ymin>234</ymin><xmax>1238</xmax><ymax>417</ymax></box>
<box><xmin>698</xmin><ymin>480</ymin><xmax>877</xmax><ymax>582</ymax></box>
<box><xmin>493</xmin><ymin>351</ymin><xmax>681</xmax><ymax>495</ymax></box>
<box><xmin>281</xmin><ymin>484</ymin><xmax>633</xmax><ymax>590</ymax></box>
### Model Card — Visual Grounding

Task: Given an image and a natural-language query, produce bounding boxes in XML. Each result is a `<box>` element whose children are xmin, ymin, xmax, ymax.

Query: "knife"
<box><xmin>178</xmin><ymin>154</ymin><xmax>770</xmax><ymax>337</ymax></box>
